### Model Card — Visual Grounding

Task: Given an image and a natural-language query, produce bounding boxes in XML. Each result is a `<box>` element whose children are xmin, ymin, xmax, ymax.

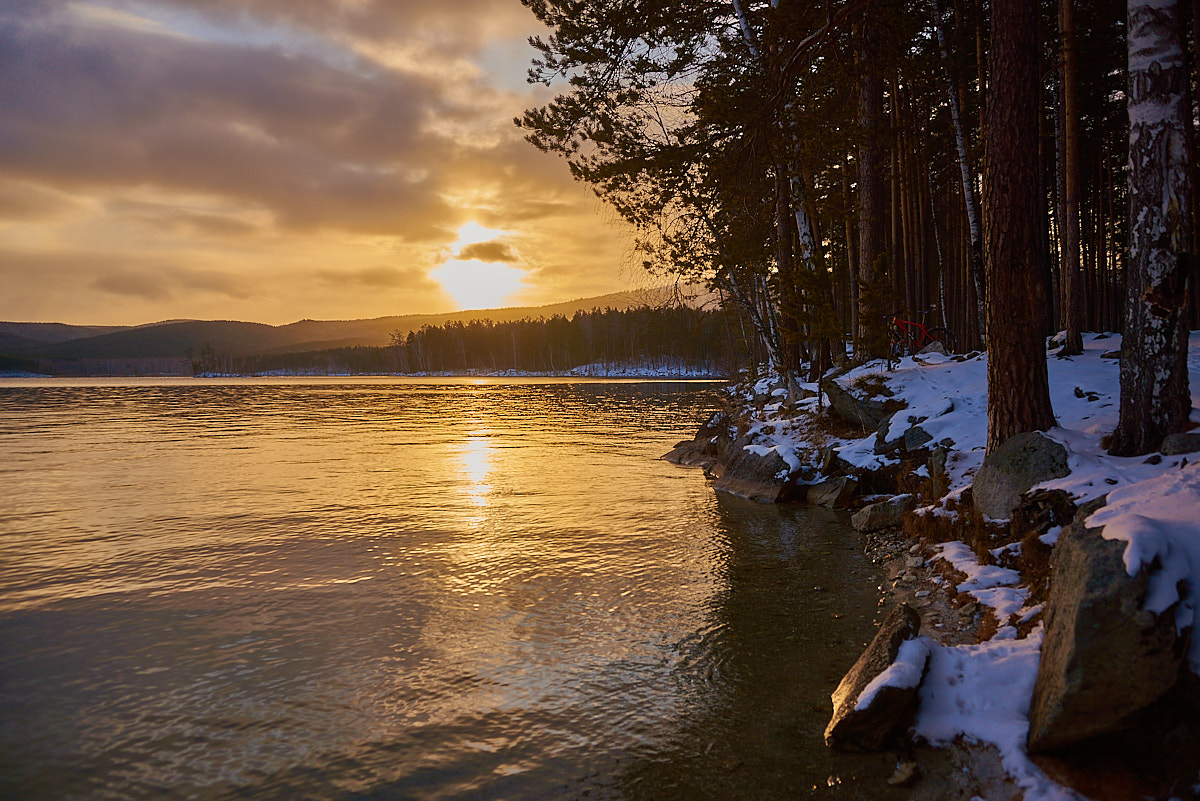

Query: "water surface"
<box><xmin>0</xmin><ymin>378</ymin><xmax>898</xmax><ymax>799</ymax></box>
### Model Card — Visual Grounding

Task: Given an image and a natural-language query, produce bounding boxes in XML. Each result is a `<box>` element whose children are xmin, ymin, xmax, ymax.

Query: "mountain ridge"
<box><xmin>1</xmin><ymin>287</ymin><xmax>699</xmax><ymax>361</ymax></box>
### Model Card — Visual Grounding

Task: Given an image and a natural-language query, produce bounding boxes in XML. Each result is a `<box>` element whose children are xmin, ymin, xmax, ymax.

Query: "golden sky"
<box><xmin>0</xmin><ymin>0</ymin><xmax>637</xmax><ymax>325</ymax></box>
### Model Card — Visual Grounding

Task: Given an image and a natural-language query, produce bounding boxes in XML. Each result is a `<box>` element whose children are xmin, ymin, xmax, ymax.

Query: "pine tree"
<box><xmin>983</xmin><ymin>0</ymin><xmax>1057</xmax><ymax>452</ymax></box>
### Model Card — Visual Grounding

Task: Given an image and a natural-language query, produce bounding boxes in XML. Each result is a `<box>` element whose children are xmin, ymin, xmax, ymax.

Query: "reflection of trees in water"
<box><xmin>617</xmin><ymin>494</ymin><xmax>905</xmax><ymax>800</ymax></box>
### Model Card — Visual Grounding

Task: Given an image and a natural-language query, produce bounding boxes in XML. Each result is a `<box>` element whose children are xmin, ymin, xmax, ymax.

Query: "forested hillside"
<box><xmin>195</xmin><ymin>306</ymin><xmax>741</xmax><ymax>376</ymax></box>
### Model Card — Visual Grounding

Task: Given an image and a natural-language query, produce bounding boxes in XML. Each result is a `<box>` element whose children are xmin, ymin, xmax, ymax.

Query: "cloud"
<box><xmin>0</xmin><ymin>0</ymin><xmax>638</xmax><ymax>325</ymax></box>
<box><xmin>103</xmin><ymin>0</ymin><xmax>537</xmax><ymax>50</ymax></box>
<box><xmin>93</xmin><ymin>269</ymin><xmax>173</xmax><ymax>301</ymax></box>
<box><xmin>108</xmin><ymin>199</ymin><xmax>262</xmax><ymax>238</ymax></box>
<box><xmin>0</xmin><ymin>181</ymin><xmax>81</xmax><ymax>221</ymax></box>
<box><xmin>456</xmin><ymin>240</ymin><xmax>520</xmax><ymax>263</ymax></box>
<box><xmin>315</xmin><ymin>264</ymin><xmax>440</xmax><ymax>291</ymax></box>
<box><xmin>0</xmin><ymin>4</ymin><xmax>469</xmax><ymax>240</ymax></box>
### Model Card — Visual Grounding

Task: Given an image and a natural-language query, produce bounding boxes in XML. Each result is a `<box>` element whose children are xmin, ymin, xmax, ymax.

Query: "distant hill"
<box><xmin>1</xmin><ymin>287</ymin><xmax>708</xmax><ymax>362</ymax></box>
<box><xmin>0</xmin><ymin>322</ymin><xmax>125</xmax><ymax>349</ymax></box>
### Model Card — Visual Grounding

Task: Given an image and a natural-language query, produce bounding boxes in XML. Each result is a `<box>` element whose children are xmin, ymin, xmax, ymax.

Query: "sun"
<box><xmin>431</xmin><ymin>259</ymin><xmax>527</xmax><ymax>310</ymax></box>
<box><xmin>431</xmin><ymin>223</ymin><xmax>528</xmax><ymax>310</ymax></box>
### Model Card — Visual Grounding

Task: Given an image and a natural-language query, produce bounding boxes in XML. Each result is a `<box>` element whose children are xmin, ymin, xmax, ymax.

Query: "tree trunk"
<box><xmin>932</xmin><ymin>0</ymin><xmax>987</xmax><ymax>347</ymax></box>
<box><xmin>843</xmin><ymin>153</ymin><xmax>860</xmax><ymax>347</ymax></box>
<box><xmin>1110</xmin><ymin>0</ymin><xmax>1193</xmax><ymax>456</ymax></box>
<box><xmin>856</xmin><ymin>4</ymin><xmax>889</xmax><ymax>359</ymax></box>
<box><xmin>983</xmin><ymin>0</ymin><xmax>1057</xmax><ymax>453</ymax></box>
<box><xmin>1058</xmin><ymin>0</ymin><xmax>1085</xmax><ymax>354</ymax></box>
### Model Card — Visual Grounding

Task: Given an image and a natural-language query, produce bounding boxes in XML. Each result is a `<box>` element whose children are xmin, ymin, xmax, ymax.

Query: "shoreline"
<box><xmin>665</xmin><ymin>333</ymin><xmax>1200</xmax><ymax>800</ymax></box>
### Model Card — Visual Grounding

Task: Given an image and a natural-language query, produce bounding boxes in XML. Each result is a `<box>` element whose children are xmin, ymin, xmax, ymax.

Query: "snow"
<box><xmin>855</xmin><ymin>637</ymin><xmax>931</xmax><ymax>711</ymax></box>
<box><xmin>732</xmin><ymin>330</ymin><xmax>1200</xmax><ymax>799</ymax></box>
<box><xmin>916</xmin><ymin>628</ymin><xmax>1084</xmax><ymax>801</ymax></box>
<box><xmin>1086</xmin><ymin>462</ymin><xmax>1200</xmax><ymax>671</ymax></box>
<box><xmin>934</xmin><ymin>541</ymin><xmax>1030</xmax><ymax>623</ymax></box>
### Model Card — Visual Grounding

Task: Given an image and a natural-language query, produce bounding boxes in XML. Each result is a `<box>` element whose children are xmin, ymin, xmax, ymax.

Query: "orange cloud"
<box><xmin>0</xmin><ymin>0</ymin><xmax>636</xmax><ymax>325</ymax></box>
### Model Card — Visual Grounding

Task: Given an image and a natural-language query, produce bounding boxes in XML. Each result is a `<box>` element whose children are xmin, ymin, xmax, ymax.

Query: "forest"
<box><xmin>190</xmin><ymin>306</ymin><xmax>743</xmax><ymax>376</ymax></box>
<box><xmin>518</xmin><ymin>0</ymin><xmax>1195</xmax><ymax>455</ymax></box>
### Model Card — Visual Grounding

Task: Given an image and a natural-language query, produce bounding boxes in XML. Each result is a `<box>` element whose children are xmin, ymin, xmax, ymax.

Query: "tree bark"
<box><xmin>843</xmin><ymin>153</ymin><xmax>860</xmax><ymax>346</ymax></box>
<box><xmin>983</xmin><ymin>0</ymin><xmax>1057</xmax><ymax>453</ymax></box>
<box><xmin>932</xmin><ymin>0</ymin><xmax>987</xmax><ymax>346</ymax></box>
<box><xmin>1058</xmin><ymin>0</ymin><xmax>1085</xmax><ymax>354</ymax></box>
<box><xmin>1110</xmin><ymin>0</ymin><xmax>1193</xmax><ymax>456</ymax></box>
<box><xmin>856</xmin><ymin>3</ymin><xmax>888</xmax><ymax>359</ymax></box>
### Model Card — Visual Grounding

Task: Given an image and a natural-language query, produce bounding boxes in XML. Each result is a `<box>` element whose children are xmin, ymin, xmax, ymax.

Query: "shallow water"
<box><xmin>0</xmin><ymin>377</ymin><xmax>898</xmax><ymax>799</ymax></box>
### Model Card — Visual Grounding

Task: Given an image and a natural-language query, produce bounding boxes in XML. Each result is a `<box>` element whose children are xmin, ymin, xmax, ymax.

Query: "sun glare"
<box><xmin>432</xmin><ymin>259</ymin><xmax>527</xmax><ymax>310</ymax></box>
<box><xmin>431</xmin><ymin>222</ymin><xmax>528</xmax><ymax>310</ymax></box>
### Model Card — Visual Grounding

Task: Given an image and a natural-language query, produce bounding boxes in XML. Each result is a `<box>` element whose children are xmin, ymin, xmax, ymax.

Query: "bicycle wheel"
<box><xmin>888</xmin><ymin>325</ymin><xmax>910</xmax><ymax>357</ymax></box>
<box><xmin>927</xmin><ymin>327</ymin><xmax>957</xmax><ymax>354</ymax></box>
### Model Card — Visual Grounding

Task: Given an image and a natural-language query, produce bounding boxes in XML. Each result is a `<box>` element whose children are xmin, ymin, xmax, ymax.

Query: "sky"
<box><xmin>0</xmin><ymin>0</ymin><xmax>640</xmax><ymax>325</ymax></box>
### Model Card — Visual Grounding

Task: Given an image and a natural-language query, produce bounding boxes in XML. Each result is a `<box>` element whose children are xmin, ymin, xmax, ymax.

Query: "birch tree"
<box><xmin>1109</xmin><ymin>0</ymin><xmax>1193</xmax><ymax>456</ymax></box>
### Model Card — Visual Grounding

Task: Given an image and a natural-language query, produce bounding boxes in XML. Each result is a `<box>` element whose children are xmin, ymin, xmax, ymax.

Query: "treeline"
<box><xmin>192</xmin><ymin>306</ymin><xmax>744</xmax><ymax>376</ymax></box>
<box><xmin>521</xmin><ymin>0</ymin><xmax>1195</xmax><ymax>455</ymax></box>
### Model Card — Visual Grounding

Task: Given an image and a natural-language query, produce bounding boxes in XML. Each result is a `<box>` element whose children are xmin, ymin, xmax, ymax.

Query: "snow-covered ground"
<box><xmin>736</xmin><ymin>332</ymin><xmax>1200</xmax><ymax>800</ymax></box>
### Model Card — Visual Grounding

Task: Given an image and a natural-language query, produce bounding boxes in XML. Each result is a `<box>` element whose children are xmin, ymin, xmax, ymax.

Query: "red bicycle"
<box><xmin>888</xmin><ymin>310</ymin><xmax>956</xmax><ymax>357</ymax></box>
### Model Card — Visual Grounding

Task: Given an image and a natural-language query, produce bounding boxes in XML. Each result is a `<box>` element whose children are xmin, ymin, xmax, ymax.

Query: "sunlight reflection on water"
<box><xmin>0</xmin><ymin>378</ymin><xmax>896</xmax><ymax>800</ymax></box>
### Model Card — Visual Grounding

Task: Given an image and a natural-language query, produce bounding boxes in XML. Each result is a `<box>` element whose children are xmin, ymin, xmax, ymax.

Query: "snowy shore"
<box><xmin>669</xmin><ymin>332</ymin><xmax>1200</xmax><ymax>800</ymax></box>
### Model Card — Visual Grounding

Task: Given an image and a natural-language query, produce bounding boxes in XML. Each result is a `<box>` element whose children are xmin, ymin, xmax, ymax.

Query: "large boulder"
<box><xmin>1026</xmin><ymin>498</ymin><xmax>1188</xmax><ymax>753</ymax></box>
<box><xmin>972</xmin><ymin>432</ymin><xmax>1070</xmax><ymax>520</ymax></box>
<box><xmin>710</xmin><ymin>444</ymin><xmax>791</xmax><ymax>503</ymax></box>
<box><xmin>807</xmin><ymin>476</ymin><xmax>859</xmax><ymax>509</ymax></box>
<box><xmin>851</xmin><ymin>494</ymin><xmax>917</xmax><ymax>532</ymax></box>
<box><xmin>825</xmin><ymin>604</ymin><xmax>927</xmax><ymax>752</ymax></box>
<box><xmin>821</xmin><ymin>378</ymin><xmax>897</xmax><ymax>432</ymax></box>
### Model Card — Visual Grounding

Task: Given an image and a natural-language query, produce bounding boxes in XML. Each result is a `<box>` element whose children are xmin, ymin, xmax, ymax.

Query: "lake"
<box><xmin>0</xmin><ymin>378</ymin><xmax>899</xmax><ymax>799</ymax></box>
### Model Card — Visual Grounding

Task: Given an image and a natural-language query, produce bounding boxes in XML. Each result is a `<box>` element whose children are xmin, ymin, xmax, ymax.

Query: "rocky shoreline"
<box><xmin>665</xmin><ymin>339</ymin><xmax>1200</xmax><ymax>800</ymax></box>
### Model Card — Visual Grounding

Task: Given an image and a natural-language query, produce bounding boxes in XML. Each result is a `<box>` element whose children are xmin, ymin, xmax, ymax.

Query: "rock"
<box><xmin>905</xmin><ymin>556</ymin><xmax>925</xmax><ymax>569</ymax></box>
<box><xmin>1100</xmin><ymin>349</ymin><xmax>1121</xmax><ymax>360</ymax></box>
<box><xmin>662</xmin><ymin>411</ymin><xmax>731</xmax><ymax>467</ymax></box>
<box><xmin>874</xmin><ymin>416</ymin><xmax>905</xmax><ymax>456</ymax></box>
<box><xmin>851</xmin><ymin>494</ymin><xmax>917</xmax><ymax>532</ymax></box>
<box><xmin>710</xmin><ymin>444</ymin><xmax>791</xmax><ymax>503</ymax></box>
<box><xmin>807</xmin><ymin>475</ymin><xmax>859</xmax><ymax>509</ymax></box>
<box><xmin>819</xmin><ymin>445</ymin><xmax>840</xmax><ymax>475</ymax></box>
<box><xmin>1161</xmin><ymin>432</ymin><xmax>1200</xmax><ymax>455</ymax></box>
<box><xmin>887</xmin><ymin>760</ymin><xmax>921</xmax><ymax>787</ymax></box>
<box><xmin>903</xmin><ymin>425</ymin><xmax>934</xmax><ymax>452</ymax></box>
<box><xmin>972</xmin><ymin>432</ymin><xmax>1070</xmax><ymax>520</ymax></box>
<box><xmin>918</xmin><ymin>340</ymin><xmax>947</xmax><ymax>356</ymax></box>
<box><xmin>1026</xmin><ymin>498</ymin><xmax>1188</xmax><ymax>753</ymax></box>
<box><xmin>930</xmin><ymin>445</ymin><xmax>948</xmax><ymax>483</ymax></box>
<box><xmin>825</xmin><ymin>604</ymin><xmax>926</xmax><ymax>752</ymax></box>
<box><xmin>1047</xmin><ymin>331</ymin><xmax>1067</xmax><ymax>350</ymax></box>
<box><xmin>663</xmin><ymin>439</ymin><xmax>716</xmax><ymax>467</ymax></box>
<box><xmin>822</xmin><ymin>377</ymin><xmax>897</xmax><ymax>432</ymax></box>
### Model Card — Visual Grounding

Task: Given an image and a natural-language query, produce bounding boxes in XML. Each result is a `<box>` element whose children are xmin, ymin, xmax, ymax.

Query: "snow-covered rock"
<box><xmin>825</xmin><ymin>604</ymin><xmax>927</xmax><ymax>752</ymax></box>
<box><xmin>708</xmin><ymin>439</ymin><xmax>793</xmax><ymax>503</ymax></box>
<box><xmin>1027</xmin><ymin>498</ymin><xmax>1187</xmax><ymax>753</ymax></box>
<box><xmin>821</xmin><ymin>375</ymin><xmax>898</xmax><ymax>432</ymax></box>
